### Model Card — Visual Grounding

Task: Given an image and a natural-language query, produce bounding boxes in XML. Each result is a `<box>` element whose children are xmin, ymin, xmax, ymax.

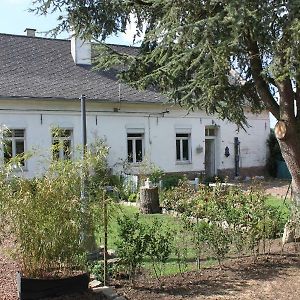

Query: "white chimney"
<box><xmin>24</xmin><ymin>28</ymin><xmax>36</xmax><ymax>37</ymax></box>
<box><xmin>71</xmin><ymin>34</ymin><xmax>91</xmax><ymax>65</ymax></box>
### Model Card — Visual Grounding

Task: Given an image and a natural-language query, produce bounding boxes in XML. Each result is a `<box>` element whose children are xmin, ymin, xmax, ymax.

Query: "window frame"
<box><xmin>127</xmin><ymin>132</ymin><xmax>144</xmax><ymax>164</ymax></box>
<box><xmin>2</xmin><ymin>128</ymin><xmax>26</xmax><ymax>167</ymax></box>
<box><xmin>51</xmin><ymin>128</ymin><xmax>73</xmax><ymax>160</ymax></box>
<box><xmin>175</xmin><ymin>132</ymin><xmax>191</xmax><ymax>163</ymax></box>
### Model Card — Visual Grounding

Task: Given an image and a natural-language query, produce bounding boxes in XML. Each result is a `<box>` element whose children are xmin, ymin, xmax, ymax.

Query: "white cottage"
<box><xmin>0</xmin><ymin>29</ymin><xmax>270</xmax><ymax>179</ymax></box>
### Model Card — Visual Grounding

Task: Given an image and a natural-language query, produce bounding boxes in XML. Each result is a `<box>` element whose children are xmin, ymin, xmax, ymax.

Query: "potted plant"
<box><xmin>0</xmin><ymin>140</ymin><xmax>109</xmax><ymax>299</ymax></box>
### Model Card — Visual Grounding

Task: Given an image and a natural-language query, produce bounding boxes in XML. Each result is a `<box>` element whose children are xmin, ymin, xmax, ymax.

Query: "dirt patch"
<box><xmin>239</xmin><ymin>178</ymin><xmax>292</xmax><ymax>199</ymax></box>
<box><xmin>113</xmin><ymin>243</ymin><xmax>300</xmax><ymax>300</ymax></box>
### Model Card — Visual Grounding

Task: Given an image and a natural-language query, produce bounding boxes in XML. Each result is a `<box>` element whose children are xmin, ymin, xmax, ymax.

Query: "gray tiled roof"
<box><xmin>0</xmin><ymin>33</ymin><xmax>166</xmax><ymax>103</ymax></box>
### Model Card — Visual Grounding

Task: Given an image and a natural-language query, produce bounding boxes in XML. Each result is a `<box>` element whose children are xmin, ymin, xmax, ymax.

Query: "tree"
<box><xmin>33</xmin><ymin>0</ymin><xmax>300</xmax><ymax>202</ymax></box>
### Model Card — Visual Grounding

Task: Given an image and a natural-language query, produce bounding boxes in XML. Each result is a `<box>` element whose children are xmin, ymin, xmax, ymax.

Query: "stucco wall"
<box><xmin>0</xmin><ymin>99</ymin><xmax>270</xmax><ymax>178</ymax></box>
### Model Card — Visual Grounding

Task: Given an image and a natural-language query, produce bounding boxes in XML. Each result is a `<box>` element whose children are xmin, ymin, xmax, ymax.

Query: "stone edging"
<box><xmin>93</xmin><ymin>286</ymin><xmax>127</xmax><ymax>300</ymax></box>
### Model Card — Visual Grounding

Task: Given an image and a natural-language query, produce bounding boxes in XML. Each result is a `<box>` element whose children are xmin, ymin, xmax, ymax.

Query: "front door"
<box><xmin>205</xmin><ymin>139</ymin><xmax>215</xmax><ymax>177</ymax></box>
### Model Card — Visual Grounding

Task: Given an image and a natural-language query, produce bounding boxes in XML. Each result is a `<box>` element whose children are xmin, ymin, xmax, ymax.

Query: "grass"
<box><xmin>266</xmin><ymin>195</ymin><xmax>291</xmax><ymax>222</ymax></box>
<box><xmin>103</xmin><ymin>203</ymin><xmax>218</xmax><ymax>277</ymax></box>
<box><xmin>100</xmin><ymin>194</ymin><xmax>291</xmax><ymax>278</ymax></box>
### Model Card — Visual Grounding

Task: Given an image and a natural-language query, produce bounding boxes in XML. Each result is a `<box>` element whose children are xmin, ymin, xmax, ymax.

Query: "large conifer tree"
<box><xmin>34</xmin><ymin>0</ymin><xmax>300</xmax><ymax>202</ymax></box>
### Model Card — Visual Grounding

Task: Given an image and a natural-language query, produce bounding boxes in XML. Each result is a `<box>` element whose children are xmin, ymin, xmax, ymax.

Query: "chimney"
<box><xmin>71</xmin><ymin>34</ymin><xmax>91</xmax><ymax>65</ymax></box>
<box><xmin>24</xmin><ymin>28</ymin><xmax>36</xmax><ymax>37</ymax></box>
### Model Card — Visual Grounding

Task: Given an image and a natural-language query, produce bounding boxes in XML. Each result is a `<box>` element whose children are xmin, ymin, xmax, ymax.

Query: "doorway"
<box><xmin>205</xmin><ymin>139</ymin><xmax>215</xmax><ymax>177</ymax></box>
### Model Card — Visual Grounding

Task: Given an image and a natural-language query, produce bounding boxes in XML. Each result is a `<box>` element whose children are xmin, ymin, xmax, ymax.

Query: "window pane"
<box><xmin>61</xmin><ymin>129</ymin><xmax>72</xmax><ymax>138</ymax></box>
<box><xmin>3</xmin><ymin>140</ymin><xmax>12</xmax><ymax>163</ymax></box>
<box><xmin>127</xmin><ymin>140</ymin><xmax>133</xmax><ymax>162</ymax></box>
<box><xmin>16</xmin><ymin>141</ymin><xmax>25</xmax><ymax>166</ymax></box>
<box><xmin>14</xmin><ymin>129</ymin><xmax>25</xmax><ymax>137</ymax></box>
<box><xmin>52</xmin><ymin>140</ymin><xmax>60</xmax><ymax>160</ymax></box>
<box><xmin>135</xmin><ymin>139</ymin><xmax>143</xmax><ymax>162</ymax></box>
<box><xmin>176</xmin><ymin>140</ymin><xmax>181</xmax><ymax>160</ymax></box>
<box><xmin>51</xmin><ymin>129</ymin><xmax>72</xmax><ymax>160</ymax></box>
<box><xmin>63</xmin><ymin>140</ymin><xmax>71</xmax><ymax>160</ymax></box>
<box><xmin>16</xmin><ymin>140</ymin><xmax>24</xmax><ymax>155</ymax></box>
<box><xmin>205</xmin><ymin>128</ymin><xmax>216</xmax><ymax>136</ymax></box>
<box><xmin>182</xmin><ymin>139</ymin><xmax>189</xmax><ymax>160</ymax></box>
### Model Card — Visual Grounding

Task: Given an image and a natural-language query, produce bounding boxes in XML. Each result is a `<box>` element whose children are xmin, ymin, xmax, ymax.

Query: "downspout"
<box><xmin>234</xmin><ymin>137</ymin><xmax>240</xmax><ymax>176</ymax></box>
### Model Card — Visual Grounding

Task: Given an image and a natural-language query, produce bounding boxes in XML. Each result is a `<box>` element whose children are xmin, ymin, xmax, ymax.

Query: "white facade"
<box><xmin>0</xmin><ymin>98</ymin><xmax>270</xmax><ymax>178</ymax></box>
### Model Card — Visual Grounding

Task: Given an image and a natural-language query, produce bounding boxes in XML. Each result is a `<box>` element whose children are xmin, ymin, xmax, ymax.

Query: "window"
<box><xmin>3</xmin><ymin>129</ymin><xmax>25</xmax><ymax>166</ymax></box>
<box><xmin>205</xmin><ymin>127</ymin><xmax>216</xmax><ymax>137</ymax></box>
<box><xmin>52</xmin><ymin>129</ymin><xmax>73</xmax><ymax>160</ymax></box>
<box><xmin>127</xmin><ymin>133</ymin><xmax>144</xmax><ymax>163</ymax></box>
<box><xmin>176</xmin><ymin>133</ymin><xmax>190</xmax><ymax>162</ymax></box>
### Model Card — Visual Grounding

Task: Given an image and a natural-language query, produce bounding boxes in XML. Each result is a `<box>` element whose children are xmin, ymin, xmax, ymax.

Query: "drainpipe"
<box><xmin>234</xmin><ymin>137</ymin><xmax>240</xmax><ymax>177</ymax></box>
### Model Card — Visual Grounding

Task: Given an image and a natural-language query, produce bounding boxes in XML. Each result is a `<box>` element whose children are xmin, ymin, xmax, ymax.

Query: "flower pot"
<box><xmin>16</xmin><ymin>271</ymin><xmax>89</xmax><ymax>300</ymax></box>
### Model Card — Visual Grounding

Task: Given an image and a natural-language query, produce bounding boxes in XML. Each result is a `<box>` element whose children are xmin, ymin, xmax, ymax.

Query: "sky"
<box><xmin>0</xmin><ymin>0</ymin><xmax>136</xmax><ymax>45</ymax></box>
<box><xmin>0</xmin><ymin>0</ymin><xmax>276</xmax><ymax>127</ymax></box>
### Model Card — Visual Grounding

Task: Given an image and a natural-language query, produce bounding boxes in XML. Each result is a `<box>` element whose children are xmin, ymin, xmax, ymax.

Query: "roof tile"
<box><xmin>0</xmin><ymin>33</ymin><xmax>166</xmax><ymax>103</ymax></box>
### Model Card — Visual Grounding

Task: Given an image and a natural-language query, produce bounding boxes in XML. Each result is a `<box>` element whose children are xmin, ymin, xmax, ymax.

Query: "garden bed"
<box><xmin>2</xmin><ymin>239</ymin><xmax>300</xmax><ymax>299</ymax></box>
<box><xmin>112</xmin><ymin>240</ymin><xmax>300</xmax><ymax>300</ymax></box>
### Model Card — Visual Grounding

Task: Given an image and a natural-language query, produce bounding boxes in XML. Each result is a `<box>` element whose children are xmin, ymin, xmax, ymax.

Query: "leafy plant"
<box><xmin>145</xmin><ymin>219</ymin><xmax>173</xmax><ymax>279</ymax></box>
<box><xmin>161</xmin><ymin>174</ymin><xmax>184</xmax><ymax>190</ymax></box>
<box><xmin>115</xmin><ymin>213</ymin><xmax>149</xmax><ymax>282</ymax></box>
<box><xmin>0</xmin><ymin>140</ymin><xmax>110</xmax><ymax>278</ymax></box>
<box><xmin>88</xmin><ymin>260</ymin><xmax>125</xmax><ymax>282</ymax></box>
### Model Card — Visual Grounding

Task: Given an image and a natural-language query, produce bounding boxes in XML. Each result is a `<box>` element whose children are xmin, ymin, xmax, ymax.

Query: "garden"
<box><xmin>1</xmin><ymin>140</ymin><xmax>300</xmax><ymax>299</ymax></box>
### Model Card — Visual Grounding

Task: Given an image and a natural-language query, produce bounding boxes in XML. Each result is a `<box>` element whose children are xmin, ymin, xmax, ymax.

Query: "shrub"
<box><xmin>145</xmin><ymin>219</ymin><xmax>173</xmax><ymax>279</ymax></box>
<box><xmin>166</xmin><ymin>181</ymin><xmax>288</xmax><ymax>261</ymax></box>
<box><xmin>161</xmin><ymin>174</ymin><xmax>184</xmax><ymax>190</ymax></box>
<box><xmin>160</xmin><ymin>179</ymin><xmax>196</xmax><ymax>212</ymax></box>
<box><xmin>0</xmin><ymin>141</ymin><xmax>109</xmax><ymax>278</ymax></box>
<box><xmin>115</xmin><ymin>213</ymin><xmax>149</xmax><ymax>282</ymax></box>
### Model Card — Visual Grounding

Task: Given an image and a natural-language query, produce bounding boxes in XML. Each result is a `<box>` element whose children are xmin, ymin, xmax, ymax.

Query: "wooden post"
<box><xmin>103</xmin><ymin>191</ymin><xmax>108</xmax><ymax>286</ymax></box>
<box><xmin>139</xmin><ymin>186</ymin><xmax>161</xmax><ymax>214</ymax></box>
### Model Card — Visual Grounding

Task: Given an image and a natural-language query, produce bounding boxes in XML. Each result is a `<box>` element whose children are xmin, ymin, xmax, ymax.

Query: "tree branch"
<box><xmin>265</xmin><ymin>76</ymin><xmax>277</xmax><ymax>88</ymax></box>
<box><xmin>130</xmin><ymin>0</ymin><xmax>153</xmax><ymax>5</ymax></box>
<box><xmin>247</xmin><ymin>38</ymin><xmax>280</xmax><ymax>120</ymax></box>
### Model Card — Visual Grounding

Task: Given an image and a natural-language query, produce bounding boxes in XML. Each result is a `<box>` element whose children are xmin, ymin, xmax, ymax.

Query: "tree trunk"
<box><xmin>277</xmin><ymin>122</ymin><xmax>300</xmax><ymax>206</ymax></box>
<box><xmin>139</xmin><ymin>186</ymin><xmax>161</xmax><ymax>214</ymax></box>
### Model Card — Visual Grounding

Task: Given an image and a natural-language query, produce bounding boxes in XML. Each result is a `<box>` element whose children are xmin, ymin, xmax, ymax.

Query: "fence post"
<box><xmin>195</xmin><ymin>177</ymin><xmax>199</xmax><ymax>191</ymax></box>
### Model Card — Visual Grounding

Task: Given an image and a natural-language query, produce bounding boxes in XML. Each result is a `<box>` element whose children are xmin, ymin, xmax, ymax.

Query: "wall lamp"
<box><xmin>224</xmin><ymin>146</ymin><xmax>230</xmax><ymax>157</ymax></box>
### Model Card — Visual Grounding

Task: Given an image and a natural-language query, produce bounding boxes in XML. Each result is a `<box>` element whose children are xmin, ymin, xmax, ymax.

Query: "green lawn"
<box><xmin>101</xmin><ymin>195</ymin><xmax>291</xmax><ymax>278</ymax></box>
<box><xmin>266</xmin><ymin>195</ymin><xmax>291</xmax><ymax>220</ymax></box>
<box><xmin>104</xmin><ymin>204</ymin><xmax>217</xmax><ymax>276</ymax></box>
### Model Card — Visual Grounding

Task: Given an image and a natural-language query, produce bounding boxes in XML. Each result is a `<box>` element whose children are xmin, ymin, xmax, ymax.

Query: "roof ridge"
<box><xmin>0</xmin><ymin>32</ymin><xmax>140</xmax><ymax>48</ymax></box>
<box><xmin>0</xmin><ymin>32</ymin><xmax>70</xmax><ymax>42</ymax></box>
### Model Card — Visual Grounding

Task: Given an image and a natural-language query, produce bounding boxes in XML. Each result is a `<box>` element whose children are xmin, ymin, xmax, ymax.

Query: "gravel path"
<box><xmin>0</xmin><ymin>247</ymin><xmax>19</xmax><ymax>300</ymax></box>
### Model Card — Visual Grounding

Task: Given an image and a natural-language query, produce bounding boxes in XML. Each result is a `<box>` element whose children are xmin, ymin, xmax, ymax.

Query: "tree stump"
<box><xmin>139</xmin><ymin>186</ymin><xmax>161</xmax><ymax>214</ymax></box>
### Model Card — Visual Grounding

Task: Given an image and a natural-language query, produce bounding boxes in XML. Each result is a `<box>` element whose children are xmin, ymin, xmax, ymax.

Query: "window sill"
<box><xmin>176</xmin><ymin>161</ymin><xmax>192</xmax><ymax>165</ymax></box>
<box><xmin>11</xmin><ymin>167</ymin><xmax>28</xmax><ymax>173</ymax></box>
<box><xmin>128</xmin><ymin>162</ymin><xmax>143</xmax><ymax>167</ymax></box>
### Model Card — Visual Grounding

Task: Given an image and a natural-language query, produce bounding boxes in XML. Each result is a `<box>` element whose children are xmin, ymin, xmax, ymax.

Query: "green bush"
<box><xmin>115</xmin><ymin>213</ymin><xmax>149</xmax><ymax>282</ymax></box>
<box><xmin>165</xmin><ymin>181</ymin><xmax>288</xmax><ymax>262</ymax></box>
<box><xmin>0</xmin><ymin>141</ymin><xmax>109</xmax><ymax>278</ymax></box>
<box><xmin>145</xmin><ymin>219</ymin><xmax>173</xmax><ymax>279</ymax></box>
<box><xmin>161</xmin><ymin>174</ymin><xmax>184</xmax><ymax>190</ymax></box>
<box><xmin>160</xmin><ymin>179</ymin><xmax>197</xmax><ymax>212</ymax></box>
<box><xmin>115</xmin><ymin>213</ymin><xmax>173</xmax><ymax>281</ymax></box>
